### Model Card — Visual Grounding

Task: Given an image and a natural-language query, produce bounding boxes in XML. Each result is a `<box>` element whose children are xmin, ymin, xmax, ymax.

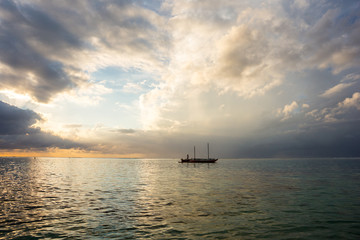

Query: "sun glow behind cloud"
<box><xmin>1</xmin><ymin>0</ymin><xmax>360</xmax><ymax>157</ymax></box>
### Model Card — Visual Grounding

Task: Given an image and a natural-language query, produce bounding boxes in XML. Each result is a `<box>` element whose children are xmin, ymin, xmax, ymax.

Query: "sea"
<box><xmin>1</xmin><ymin>157</ymin><xmax>360</xmax><ymax>239</ymax></box>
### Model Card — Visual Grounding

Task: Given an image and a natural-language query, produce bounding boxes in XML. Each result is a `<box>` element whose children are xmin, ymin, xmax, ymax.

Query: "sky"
<box><xmin>0</xmin><ymin>0</ymin><xmax>360</xmax><ymax>158</ymax></box>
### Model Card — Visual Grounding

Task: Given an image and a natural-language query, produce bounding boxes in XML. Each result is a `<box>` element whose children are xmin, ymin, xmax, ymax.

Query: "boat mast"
<box><xmin>207</xmin><ymin>143</ymin><xmax>209</xmax><ymax>159</ymax></box>
<box><xmin>194</xmin><ymin>146</ymin><xmax>196</xmax><ymax>159</ymax></box>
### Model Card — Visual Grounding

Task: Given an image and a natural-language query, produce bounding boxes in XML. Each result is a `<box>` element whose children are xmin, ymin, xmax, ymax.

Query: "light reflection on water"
<box><xmin>1</xmin><ymin>157</ymin><xmax>360</xmax><ymax>239</ymax></box>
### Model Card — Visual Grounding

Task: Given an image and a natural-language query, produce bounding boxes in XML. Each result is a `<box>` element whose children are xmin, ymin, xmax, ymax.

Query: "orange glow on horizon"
<box><xmin>0</xmin><ymin>148</ymin><xmax>145</xmax><ymax>159</ymax></box>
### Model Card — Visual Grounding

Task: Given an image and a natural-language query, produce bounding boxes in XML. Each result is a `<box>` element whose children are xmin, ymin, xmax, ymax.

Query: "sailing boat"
<box><xmin>180</xmin><ymin>143</ymin><xmax>218</xmax><ymax>163</ymax></box>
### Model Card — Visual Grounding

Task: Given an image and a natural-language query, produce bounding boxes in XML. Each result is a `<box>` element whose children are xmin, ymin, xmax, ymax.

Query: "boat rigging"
<box><xmin>180</xmin><ymin>143</ymin><xmax>218</xmax><ymax>163</ymax></box>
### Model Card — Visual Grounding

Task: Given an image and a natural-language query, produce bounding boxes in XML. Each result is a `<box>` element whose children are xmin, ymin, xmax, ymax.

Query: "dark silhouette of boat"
<box><xmin>180</xmin><ymin>143</ymin><xmax>218</xmax><ymax>163</ymax></box>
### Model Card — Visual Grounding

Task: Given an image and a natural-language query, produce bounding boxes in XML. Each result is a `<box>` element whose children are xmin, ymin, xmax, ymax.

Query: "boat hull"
<box><xmin>180</xmin><ymin>143</ymin><xmax>218</xmax><ymax>163</ymax></box>
<box><xmin>180</xmin><ymin>158</ymin><xmax>218</xmax><ymax>163</ymax></box>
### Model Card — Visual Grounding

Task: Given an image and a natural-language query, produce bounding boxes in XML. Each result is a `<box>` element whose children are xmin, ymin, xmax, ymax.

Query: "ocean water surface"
<box><xmin>1</xmin><ymin>157</ymin><xmax>360</xmax><ymax>239</ymax></box>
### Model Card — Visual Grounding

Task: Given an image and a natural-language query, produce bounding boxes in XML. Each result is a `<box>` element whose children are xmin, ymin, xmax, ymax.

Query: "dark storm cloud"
<box><xmin>0</xmin><ymin>101</ymin><xmax>82</xmax><ymax>150</ymax></box>
<box><xmin>230</xmin><ymin>98</ymin><xmax>360</xmax><ymax>158</ymax></box>
<box><xmin>0</xmin><ymin>0</ymin><xmax>82</xmax><ymax>102</ymax></box>
<box><xmin>234</xmin><ymin>120</ymin><xmax>360</xmax><ymax>158</ymax></box>
<box><xmin>0</xmin><ymin>100</ymin><xmax>41</xmax><ymax>135</ymax></box>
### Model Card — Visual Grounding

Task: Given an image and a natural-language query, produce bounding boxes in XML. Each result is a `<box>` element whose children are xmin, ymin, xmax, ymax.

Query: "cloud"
<box><xmin>70</xmin><ymin>120</ymin><xmax>360</xmax><ymax>158</ymax></box>
<box><xmin>304</xmin><ymin>4</ymin><xmax>360</xmax><ymax>73</ymax></box>
<box><xmin>292</xmin><ymin>0</ymin><xmax>310</xmax><ymax>10</ymax></box>
<box><xmin>0</xmin><ymin>0</ymin><xmax>84</xmax><ymax>103</ymax></box>
<box><xmin>341</xmin><ymin>73</ymin><xmax>360</xmax><ymax>83</ymax></box>
<box><xmin>57</xmin><ymin>81</ymin><xmax>113</xmax><ymax>106</ymax></box>
<box><xmin>339</xmin><ymin>92</ymin><xmax>360</xmax><ymax>111</ymax></box>
<box><xmin>212</xmin><ymin>24</ymin><xmax>282</xmax><ymax>97</ymax></box>
<box><xmin>306</xmin><ymin>92</ymin><xmax>360</xmax><ymax>122</ymax></box>
<box><xmin>139</xmin><ymin>0</ymin><xmax>360</xmax><ymax>130</ymax></box>
<box><xmin>321</xmin><ymin>82</ymin><xmax>355</xmax><ymax>98</ymax></box>
<box><xmin>138</xmin><ymin>1</ymin><xmax>292</xmax><ymax>129</ymax></box>
<box><xmin>0</xmin><ymin>0</ymin><xmax>168</xmax><ymax>103</ymax></box>
<box><xmin>1</xmin><ymin>0</ymin><xmax>360</xmax><ymax>158</ymax></box>
<box><xmin>114</xmin><ymin>129</ymin><xmax>136</xmax><ymax>134</ymax></box>
<box><xmin>236</xmin><ymin>120</ymin><xmax>360</xmax><ymax>158</ymax></box>
<box><xmin>278</xmin><ymin>101</ymin><xmax>300</xmax><ymax>120</ymax></box>
<box><xmin>302</xmin><ymin>103</ymin><xmax>310</xmax><ymax>109</ymax></box>
<box><xmin>0</xmin><ymin>100</ymin><xmax>41</xmax><ymax>135</ymax></box>
<box><xmin>122</xmin><ymin>80</ymin><xmax>153</xmax><ymax>94</ymax></box>
<box><xmin>277</xmin><ymin>101</ymin><xmax>312</xmax><ymax>121</ymax></box>
<box><xmin>64</xmin><ymin>124</ymin><xmax>83</xmax><ymax>128</ymax></box>
<box><xmin>0</xmin><ymin>101</ymin><xmax>83</xmax><ymax>150</ymax></box>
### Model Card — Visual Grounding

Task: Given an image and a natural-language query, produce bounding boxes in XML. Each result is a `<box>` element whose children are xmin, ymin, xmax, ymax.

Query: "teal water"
<box><xmin>1</xmin><ymin>158</ymin><xmax>360</xmax><ymax>239</ymax></box>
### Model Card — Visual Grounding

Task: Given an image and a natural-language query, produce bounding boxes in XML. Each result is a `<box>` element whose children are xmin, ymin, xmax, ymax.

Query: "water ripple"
<box><xmin>1</xmin><ymin>157</ymin><xmax>360</xmax><ymax>239</ymax></box>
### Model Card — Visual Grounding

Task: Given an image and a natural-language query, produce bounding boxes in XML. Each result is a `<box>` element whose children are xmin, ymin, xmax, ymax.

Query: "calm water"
<box><xmin>1</xmin><ymin>158</ymin><xmax>360</xmax><ymax>239</ymax></box>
